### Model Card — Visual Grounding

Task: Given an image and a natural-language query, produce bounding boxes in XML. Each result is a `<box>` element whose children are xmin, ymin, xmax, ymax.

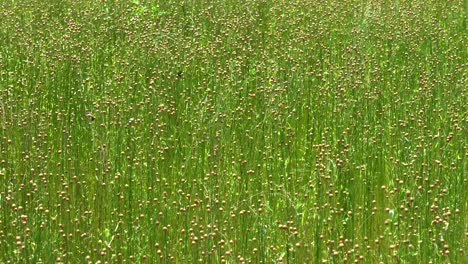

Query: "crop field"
<box><xmin>0</xmin><ymin>0</ymin><xmax>466</xmax><ymax>263</ymax></box>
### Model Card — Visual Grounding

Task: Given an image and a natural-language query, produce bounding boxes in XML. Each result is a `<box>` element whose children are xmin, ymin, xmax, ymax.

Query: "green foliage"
<box><xmin>0</xmin><ymin>0</ymin><xmax>466</xmax><ymax>263</ymax></box>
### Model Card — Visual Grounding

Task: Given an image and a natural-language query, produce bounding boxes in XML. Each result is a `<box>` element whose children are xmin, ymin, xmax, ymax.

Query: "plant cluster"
<box><xmin>0</xmin><ymin>0</ymin><xmax>466</xmax><ymax>263</ymax></box>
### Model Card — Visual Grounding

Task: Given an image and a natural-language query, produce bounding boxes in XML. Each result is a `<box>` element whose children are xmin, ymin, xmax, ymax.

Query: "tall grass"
<box><xmin>0</xmin><ymin>0</ymin><xmax>466</xmax><ymax>263</ymax></box>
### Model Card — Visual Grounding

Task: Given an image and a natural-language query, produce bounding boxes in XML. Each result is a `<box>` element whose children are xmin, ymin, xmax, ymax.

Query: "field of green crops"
<box><xmin>0</xmin><ymin>0</ymin><xmax>466</xmax><ymax>263</ymax></box>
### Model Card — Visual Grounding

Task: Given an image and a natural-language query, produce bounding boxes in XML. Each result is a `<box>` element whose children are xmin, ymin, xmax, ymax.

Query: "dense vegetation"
<box><xmin>0</xmin><ymin>0</ymin><xmax>466</xmax><ymax>263</ymax></box>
